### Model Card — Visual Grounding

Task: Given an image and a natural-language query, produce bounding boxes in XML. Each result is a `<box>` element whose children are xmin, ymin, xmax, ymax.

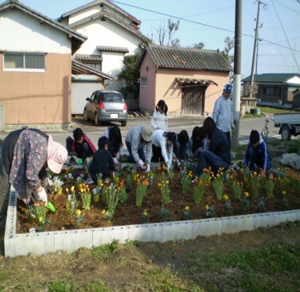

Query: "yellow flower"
<box><xmin>185</xmin><ymin>206</ymin><xmax>189</xmax><ymax>210</ymax></box>
<box><xmin>206</xmin><ymin>204</ymin><xmax>209</xmax><ymax>210</ymax></box>
<box><xmin>166</xmin><ymin>180</ymin><xmax>169</xmax><ymax>184</ymax></box>
<box><xmin>282</xmin><ymin>191</ymin><xmax>286</xmax><ymax>195</ymax></box>
<box><xmin>66</xmin><ymin>204</ymin><xmax>70</xmax><ymax>210</ymax></box>
<box><xmin>102</xmin><ymin>209</ymin><xmax>106</xmax><ymax>214</ymax></box>
<box><xmin>38</xmin><ymin>216</ymin><xmax>43</xmax><ymax>222</ymax></box>
<box><xmin>71</xmin><ymin>186</ymin><xmax>75</xmax><ymax>192</ymax></box>
<box><xmin>244</xmin><ymin>192</ymin><xmax>250</xmax><ymax>197</ymax></box>
<box><xmin>66</xmin><ymin>188</ymin><xmax>69</xmax><ymax>193</ymax></box>
<box><xmin>75</xmin><ymin>209</ymin><xmax>81</xmax><ymax>216</ymax></box>
<box><xmin>223</xmin><ymin>194</ymin><xmax>229</xmax><ymax>200</ymax></box>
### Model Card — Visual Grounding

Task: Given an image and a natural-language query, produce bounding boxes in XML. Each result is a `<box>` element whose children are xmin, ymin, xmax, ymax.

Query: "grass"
<box><xmin>258</xmin><ymin>106</ymin><xmax>297</xmax><ymax>114</ymax></box>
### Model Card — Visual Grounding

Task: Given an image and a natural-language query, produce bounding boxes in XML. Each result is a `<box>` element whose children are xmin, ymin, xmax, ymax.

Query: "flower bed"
<box><xmin>16</xmin><ymin>163</ymin><xmax>300</xmax><ymax>234</ymax></box>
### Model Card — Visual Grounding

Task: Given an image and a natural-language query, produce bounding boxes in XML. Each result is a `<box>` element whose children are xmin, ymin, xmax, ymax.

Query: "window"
<box><xmin>263</xmin><ymin>86</ymin><xmax>281</xmax><ymax>96</ymax></box>
<box><xmin>140</xmin><ymin>77</ymin><xmax>147</xmax><ymax>87</ymax></box>
<box><xmin>3</xmin><ymin>53</ymin><xmax>45</xmax><ymax>71</ymax></box>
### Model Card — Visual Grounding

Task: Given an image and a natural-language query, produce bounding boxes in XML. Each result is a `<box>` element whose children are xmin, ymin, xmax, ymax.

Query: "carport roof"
<box><xmin>72</xmin><ymin>60</ymin><xmax>113</xmax><ymax>80</ymax></box>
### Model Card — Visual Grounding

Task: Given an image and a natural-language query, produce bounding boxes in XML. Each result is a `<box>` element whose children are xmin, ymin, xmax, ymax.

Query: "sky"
<box><xmin>14</xmin><ymin>0</ymin><xmax>300</xmax><ymax>78</ymax></box>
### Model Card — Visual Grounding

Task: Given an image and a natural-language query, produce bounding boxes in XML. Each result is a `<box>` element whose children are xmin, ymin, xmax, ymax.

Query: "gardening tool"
<box><xmin>46</xmin><ymin>202</ymin><xmax>56</xmax><ymax>213</ymax></box>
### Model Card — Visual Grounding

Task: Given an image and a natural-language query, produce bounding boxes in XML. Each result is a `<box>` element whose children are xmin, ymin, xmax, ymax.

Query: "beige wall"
<box><xmin>155</xmin><ymin>69</ymin><xmax>230</xmax><ymax>115</ymax></box>
<box><xmin>0</xmin><ymin>53</ymin><xmax>71</xmax><ymax>125</ymax></box>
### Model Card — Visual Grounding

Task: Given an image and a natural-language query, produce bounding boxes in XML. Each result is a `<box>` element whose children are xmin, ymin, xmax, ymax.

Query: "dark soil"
<box><xmin>16</xmin><ymin>166</ymin><xmax>300</xmax><ymax>234</ymax></box>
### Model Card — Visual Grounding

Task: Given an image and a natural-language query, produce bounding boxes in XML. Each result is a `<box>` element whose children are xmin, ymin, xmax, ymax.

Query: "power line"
<box><xmin>270</xmin><ymin>0</ymin><xmax>300</xmax><ymax>71</ymax></box>
<box><xmin>111</xmin><ymin>0</ymin><xmax>300</xmax><ymax>53</ymax></box>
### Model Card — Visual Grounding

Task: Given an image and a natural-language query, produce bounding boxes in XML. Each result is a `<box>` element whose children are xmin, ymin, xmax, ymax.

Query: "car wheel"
<box><xmin>121</xmin><ymin>121</ymin><xmax>127</xmax><ymax>127</ymax></box>
<box><xmin>281</xmin><ymin>125</ymin><xmax>291</xmax><ymax>141</ymax></box>
<box><xmin>83</xmin><ymin>109</ymin><xmax>88</xmax><ymax>121</ymax></box>
<box><xmin>94</xmin><ymin>113</ymin><xmax>100</xmax><ymax>126</ymax></box>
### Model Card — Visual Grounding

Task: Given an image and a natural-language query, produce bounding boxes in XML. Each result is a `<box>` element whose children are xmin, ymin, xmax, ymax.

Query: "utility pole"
<box><xmin>250</xmin><ymin>0</ymin><xmax>264</xmax><ymax>97</ymax></box>
<box><xmin>232</xmin><ymin>0</ymin><xmax>242</xmax><ymax>148</ymax></box>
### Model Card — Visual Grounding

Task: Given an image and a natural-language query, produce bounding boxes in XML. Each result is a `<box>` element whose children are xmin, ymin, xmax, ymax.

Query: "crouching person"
<box><xmin>88</xmin><ymin>137</ymin><xmax>115</xmax><ymax>182</ymax></box>
<box><xmin>243</xmin><ymin>130</ymin><xmax>271</xmax><ymax>174</ymax></box>
<box><xmin>125</xmin><ymin>125</ymin><xmax>153</xmax><ymax>172</ymax></box>
<box><xmin>194</xmin><ymin>117</ymin><xmax>230</xmax><ymax>177</ymax></box>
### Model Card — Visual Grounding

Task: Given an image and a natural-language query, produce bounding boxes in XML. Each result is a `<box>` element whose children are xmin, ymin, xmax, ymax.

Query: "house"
<box><xmin>57</xmin><ymin>0</ymin><xmax>147</xmax><ymax>94</ymax></box>
<box><xmin>0</xmin><ymin>0</ymin><xmax>86</xmax><ymax>129</ymax></box>
<box><xmin>137</xmin><ymin>44</ymin><xmax>231</xmax><ymax>116</ymax></box>
<box><xmin>242</xmin><ymin>73</ymin><xmax>300</xmax><ymax>107</ymax></box>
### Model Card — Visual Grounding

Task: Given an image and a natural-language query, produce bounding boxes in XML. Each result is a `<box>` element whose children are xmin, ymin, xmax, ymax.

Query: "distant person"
<box><xmin>173</xmin><ymin>130</ymin><xmax>190</xmax><ymax>160</ymax></box>
<box><xmin>212</xmin><ymin>83</ymin><xmax>235</xmax><ymax>146</ymax></box>
<box><xmin>102</xmin><ymin>126</ymin><xmax>124</xmax><ymax>163</ymax></box>
<box><xmin>88</xmin><ymin>136</ymin><xmax>115</xmax><ymax>182</ymax></box>
<box><xmin>66</xmin><ymin>128</ymin><xmax>96</xmax><ymax>163</ymax></box>
<box><xmin>194</xmin><ymin>117</ymin><xmax>230</xmax><ymax>178</ymax></box>
<box><xmin>151</xmin><ymin>130</ymin><xmax>176</xmax><ymax>170</ymax></box>
<box><xmin>151</xmin><ymin>100</ymin><xmax>168</xmax><ymax>131</ymax></box>
<box><xmin>125</xmin><ymin>125</ymin><xmax>153</xmax><ymax>172</ymax></box>
<box><xmin>243</xmin><ymin>130</ymin><xmax>271</xmax><ymax>174</ymax></box>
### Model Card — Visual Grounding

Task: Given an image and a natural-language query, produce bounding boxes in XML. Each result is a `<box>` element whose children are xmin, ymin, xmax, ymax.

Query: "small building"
<box><xmin>137</xmin><ymin>44</ymin><xmax>231</xmax><ymax>116</ymax></box>
<box><xmin>242</xmin><ymin>73</ymin><xmax>300</xmax><ymax>107</ymax></box>
<box><xmin>0</xmin><ymin>0</ymin><xmax>86</xmax><ymax>130</ymax></box>
<box><xmin>57</xmin><ymin>0</ymin><xmax>147</xmax><ymax>92</ymax></box>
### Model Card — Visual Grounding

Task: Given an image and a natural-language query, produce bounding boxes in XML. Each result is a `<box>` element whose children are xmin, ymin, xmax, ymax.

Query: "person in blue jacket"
<box><xmin>243</xmin><ymin>130</ymin><xmax>271</xmax><ymax>174</ymax></box>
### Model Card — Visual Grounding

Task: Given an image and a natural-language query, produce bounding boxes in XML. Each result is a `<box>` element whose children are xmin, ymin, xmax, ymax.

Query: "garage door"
<box><xmin>71</xmin><ymin>82</ymin><xmax>102</xmax><ymax>114</ymax></box>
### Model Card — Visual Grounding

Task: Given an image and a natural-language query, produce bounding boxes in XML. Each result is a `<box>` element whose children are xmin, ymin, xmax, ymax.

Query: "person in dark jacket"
<box><xmin>189</xmin><ymin>126</ymin><xmax>206</xmax><ymax>157</ymax></box>
<box><xmin>66</xmin><ymin>128</ymin><xmax>96</xmax><ymax>163</ymax></box>
<box><xmin>194</xmin><ymin>117</ymin><xmax>230</xmax><ymax>177</ymax></box>
<box><xmin>243</xmin><ymin>130</ymin><xmax>271</xmax><ymax>174</ymax></box>
<box><xmin>173</xmin><ymin>130</ymin><xmax>190</xmax><ymax>160</ymax></box>
<box><xmin>88</xmin><ymin>136</ymin><xmax>115</xmax><ymax>182</ymax></box>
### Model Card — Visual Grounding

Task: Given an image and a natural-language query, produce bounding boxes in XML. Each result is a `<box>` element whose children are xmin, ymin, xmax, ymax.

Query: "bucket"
<box><xmin>253</xmin><ymin>108</ymin><xmax>260</xmax><ymax>116</ymax></box>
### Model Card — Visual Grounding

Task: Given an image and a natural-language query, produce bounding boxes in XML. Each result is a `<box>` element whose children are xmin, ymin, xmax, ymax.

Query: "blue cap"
<box><xmin>223</xmin><ymin>83</ymin><xmax>232</xmax><ymax>94</ymax></box>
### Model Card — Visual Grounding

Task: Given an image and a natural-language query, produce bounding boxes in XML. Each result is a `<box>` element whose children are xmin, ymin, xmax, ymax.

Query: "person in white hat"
<box><xmin>0</xmin><ymin>127</ymin><xmax>67</xmax><ymax>228</ymax></box>
<box><xmin>212</xmin><ymin>83</ymin><xmax>235</xmax><ymax>147</ymax></box>
<box><xmin>125</xmin><ymin>125</ymin><xmax>153</xmax><ymax>171</ymax></box>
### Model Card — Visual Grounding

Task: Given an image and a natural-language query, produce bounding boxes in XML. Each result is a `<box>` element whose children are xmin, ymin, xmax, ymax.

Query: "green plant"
<box><xmin>102</xmin><ymin>183</ymin><xmax>122</xmax><ymax>215</ymax></box>
<box><xmin>136</xmin><ymin>176</ymin><xmax>149</xmax><ymax>206</ymax></box>
<box><xmin>181</xmin><ymin>170</ymin><xmax>192</xmax><ymax>194</ymax></box>
<box><xmin>213</xmin><ymin>168</ymin><xmax>224</xmax><ymax>200</ymax></box>
<box><xmin>91</xmin><ymin>239</ymin><xmax>119</xmax><ymax>257</ymax></box>
<box><xmin>193</xmin><ymin>179</ymin><xmax>205</xmax><ymax>205</ymax></box>
<box><xmin>141</xmin><ymin>209</ymin><xmax>150</xmax><ymax>223</ymax></box>
<box><xmin>257</xmin><ymin>197</ymin><xmax>266</xmax><ymax>212</ymax></box>
<box><xmin>205</xmin><ymin>204</ymin><xmax>216</xmax><ymax>217</ymax></box>
<box><xmin>223</xmin><ymin>195</ymin><xmax>233</xmax><ymax>214</ymax></box>
<box><xmin>282</xmin><ymin>193</ymin><xmax>289</xmax><ymax>210</ymax></box>
<box><xmin>241</xmin><ymin>192</ymin><xmax>250</xmax><ymax>211</ymax></box>
<box><xmin>118</xmin><ymin>187</ymin><xmax>127</xmax><ymax>203</ymax></box>
<box><xmin>158</xmin><ymin>175</ymin><xmax>171</xmax><ymax>204</ymax></box>
<box><xmin>264</xmin><ymin>175</ymin><xmax>275</xmax><ymax>198</ymax></box>
<box><xmin>160</xmin><ymin>206</ymin><xmax>170</xmax><ymax>222</ymax></box>
<box><xmin>48</xmin><ymin>280</ymin><xmax>71</xmax><ymax>292</ymax></box>
<box><xmin>182</xmin><ymin>206</ymin><xmax>192</xmax><ymax>220</ymax></box>
<box><xmin>248</xmin><ymin>172</ymin><xmax>261</xmax><ymax>198</ymax></box>
<box><xmin>80</xmin><ymin>185</ymin><xmax>91</xmax><ymax>211</ymax></box>
<box><xmin>75</xmin><ymin>215</ymin><xmax>84</xmax><ymax>226</ymax></box>
<box><xmin>231</xmin><ymin>181</ymin><xmax>243</xmax><ymax>200</ymax></box>
<box><xmin>35</xmin><ymin>204</ymin><xmax>51</xmax><ymax>231</ymax></box>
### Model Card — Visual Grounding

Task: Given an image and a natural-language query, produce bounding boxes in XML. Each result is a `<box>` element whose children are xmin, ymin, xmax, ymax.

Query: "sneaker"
<box><xmin>192</xmin><ymin>176</ymin><xmax>198</xmax><ymax>183</ymax></box>
<box><xmin>84</xmin><ymin>177</ymin><xmax>94</xmax><ymax>184</ymax></box>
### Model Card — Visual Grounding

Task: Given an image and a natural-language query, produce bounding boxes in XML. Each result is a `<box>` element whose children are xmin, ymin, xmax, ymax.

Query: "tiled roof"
<box><xmin>72</xmin><ymin>60</ymin><xmax>113</xmax><ymax>80</ymax></box>
<box><xmin>97</xmin><ymin>46</ymin><xmax>129</xmax><ymax>53</ymax></box>
<box><xmin>176</xmin><ymin>78</ymin><xmax>218</xmax><ymax>86</ymax></box>
<box><xmin>242</xmin><ymin>73</ymin><xmax>300</xmax><ymax>84</ymax></box>
<box><xmin>76</xmin><ymin>54</ymin><xmax>103</xmax><ymax>61</ymax></box>
<box><xmin>0</xmin><ymin>0</ymin><xmax>87</xmax><ymax>46</ymax></box>
<box><xmin>58</xmin><ymin>0</ymin><xmax>141</xmax><ymax>26</ymax></box>
<box><xmin>140</xmin><ymin>45</ymin><xmax>231</xmax><ymax>71</ymax></box>
<box><xmin>69</xmin><ymin>11</ymin><xmax>146</xmax><ymax>40</ymax></box>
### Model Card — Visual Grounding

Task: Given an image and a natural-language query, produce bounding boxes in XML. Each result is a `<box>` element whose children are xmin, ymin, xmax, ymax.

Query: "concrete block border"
<box><xmin>4</xmin><ymin>189</ymin><xmax>300</xmax><ymax>257</ymax></box>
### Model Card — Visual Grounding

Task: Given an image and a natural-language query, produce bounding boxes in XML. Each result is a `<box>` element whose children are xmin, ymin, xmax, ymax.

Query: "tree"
<box><xmin>156</xmin><ymin>19</ymin><xmax>180</xmax><ymax>47</ymax></box>
<box><xmin>117</xmin><ymin>53</ymin><xmax>140</xmax><ymax>92</ymax></box>
<box><xmin>222</xmin><ymin>36</ymin><xmax>234</xmax><ymax>65</ymax></box>
<box><xmin>192</xmin><ymin>42</ymin><xmax>205</xmax><ymax>50</ymax></box>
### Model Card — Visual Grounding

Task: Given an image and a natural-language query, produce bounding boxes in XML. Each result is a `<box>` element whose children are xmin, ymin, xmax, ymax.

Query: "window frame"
<box><xmin>3</xmin><ymin>52</ymin><xmax>46</xmax><ymax>72</ymax></box>
<box><xmin>140</xmin><ymin>76</ymin><xmax>148</xmax><ymax>87</ymax></box>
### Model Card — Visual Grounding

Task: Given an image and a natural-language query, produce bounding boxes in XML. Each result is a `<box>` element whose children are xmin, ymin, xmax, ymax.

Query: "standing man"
<box><xmin>212</xmin><ymin>83</ymin><xmax>235</xmax><ymax>146</ymax></box>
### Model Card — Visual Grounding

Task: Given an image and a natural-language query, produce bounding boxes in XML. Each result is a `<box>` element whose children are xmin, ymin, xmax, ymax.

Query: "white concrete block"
<box><xmin>14</xmin><ymin>232</ymin><xmax>55</xmax><ymax>256</ymax></box>
<box><xmin>92</xmin><ymin>226</ymin><xmax>128</xmax><ymax>246</ymax></box>
<box><xmin>55</xmin><ymin>229</ymin><xmax>93</xmax><ymax>253</ymax></box>
<box><xmin>221</xmin><ymin>215</ymin><xmax>255</xmax><ymax>234</ymax></box>
<box><xmin>192</xmin><ymin>218</ymin><xmax>223</xmax><ymax>238</ymax></box>
<box><xmin>126</xmin><ymin>223</ymin><xmax>162</xmax><ymax>242</ymax></box>
<box><xmin>161</xmin><ymin>221</ymin><xmax>194</xmax><ymax>242</ymax></box>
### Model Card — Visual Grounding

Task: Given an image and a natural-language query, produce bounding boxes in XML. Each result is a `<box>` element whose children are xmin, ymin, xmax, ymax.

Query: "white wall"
<box><xmin>0</xmin><ymin>9</ymin><xmax>71</xmax><ymax>54</ymax></box>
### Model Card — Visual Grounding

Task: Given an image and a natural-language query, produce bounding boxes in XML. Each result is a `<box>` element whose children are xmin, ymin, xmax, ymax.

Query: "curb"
<box><xmin>4</xmin><ymin>188</ymin><xmax>300</xmax><ymax>257</ymax></box>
